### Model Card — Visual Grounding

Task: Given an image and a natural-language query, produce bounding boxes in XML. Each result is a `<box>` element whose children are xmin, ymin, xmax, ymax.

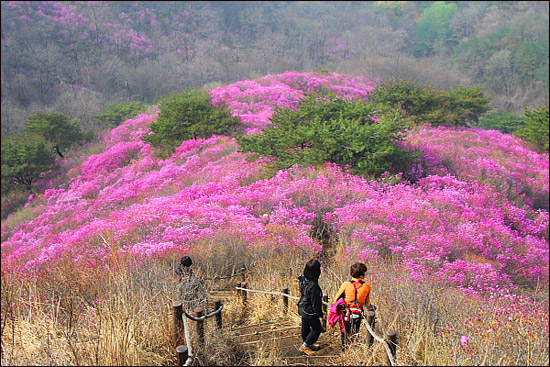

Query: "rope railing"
<box><xmin>180</xmin><ymin>317</ymin><xmax>194</xmax><ymax>366</ymax></box>
<box><xmin>235</xmin><ymin>285</ymin><xmax>333</xmax><ymax>306</ymax></box>
<box><xmin>234</xmin><ymin>283</ymin><xmax>397</xmax><ymax>365</ymax></box>
<box><xmin>173</xmin><ymin>277</ymin><xmax>398</xmax><ymax>366</ymax></box>
<box><xmin>235</xmin><ymin>285</ymin><xmax>301</xmax><ymax>301</ymax></box>
<box><xmin>183</xmin><ymin>304</ymin><xmax>223</xmax><ymax>321</ymax></box>
<box><xmin>173</xmin><ymin>298</ymin><xmax>224</xmax><ymax>366</ymax></box>
<box><xmin>203</xmin><ymin>265</ymin><xmax>249</xmax><ymax>281</ymax></box>
<box><xmin>361</xmin><ymin>310</ymin><xmax>396</xmax><ymax>366</ymax></box>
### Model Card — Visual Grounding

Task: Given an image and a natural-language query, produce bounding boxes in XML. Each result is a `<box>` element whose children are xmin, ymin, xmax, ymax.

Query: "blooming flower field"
<box><xmin>1</xmin><ymin>70</ymin><xmax>548</xmax><ymax>366</ymax></box>
<box><xmin>1</xmin><ymin>71</ymin><xmax>548</xmax><ymax>296</ymax></box>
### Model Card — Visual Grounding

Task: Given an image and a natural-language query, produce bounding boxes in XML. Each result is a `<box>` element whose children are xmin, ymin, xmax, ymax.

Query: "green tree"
<box><xmin>1</xmin><ymin>133</ymin><xmax>56</xmax><ymax>193</ymax></box>
<box><xmin>142</xmin><ymin>89</ymin><xmax>242</xmax><ymax>157</ymax></box>
<box><xmin>93</xmin><ymin>102</ymin><xmax>146</xmax><ymax>129</ymax></box>
<box><xmin>511</xmin><ymin>41</ymin><xmax>548</xmax><ymax>87</ymax></box>
<box><xmin>480</xmin><ymin>110</ymin><xmax>525</xmax><ymax>134</ymax></box>
<box><xmin>368</xmin><ymin>79</ymin><xmax>441</xmax><ymax>121</ymax></box>
<box><xmin>369</xmin><ymin>79</ymin><xmax>491</xmax><ymax>127</ymax></box>
<box><xmin>24</xmin><ymin>112</ymin><xmax>92</xmax><ymax>158</ymax></box>
<box><xmin>452</xmin><ymin>26</ymin><xmax>510</xmax><ymax>78</ymax></box>
<box><xmin>442</xmin><ymin>86</ymin><xmax>492</xmax><ymax>126</ymax></box>
<box><xmin>515</xmin><ymin>106</ymin><xmax>549</xmax><ymax>152</ymax></box>
<box><xmin>414</xmin><ymin>1</ymin><xmax>458</xmax><ymax>56</ymax></box>
<box><xmin>237</xmin><ymin>92</ymin><xmax>414</xmax><ymax>178</ymax></box>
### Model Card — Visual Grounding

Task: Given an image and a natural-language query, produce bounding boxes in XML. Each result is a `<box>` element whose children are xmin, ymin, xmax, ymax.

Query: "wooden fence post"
<box><xmin>282</xmin><ymin>287</ymin><xmax>289</xmax><ymax>314</ymax></box>
<box><xmin>237</xmin><ymin>282</ymin><xmax>241</xmax><ymax>304</ymax></box>
<box><xmin>194</xmin><ymin>307</ymin><xmax>205</xmax><ymax>345</ymax></box>
<box><xmin>322</xmin><ymin>293</ymin><xmax>328</xmax><ymax>331</ymax></box>
<box><xmin>176</xmin><ymin>345</ymin><xmax>188</xmax><ymax>367</ymax></box>
<box><xmin>240</xmin><ymin>281</ymin><xmax>248</xmax><ymax>306</ymax></box>
<box><xmin>366</xmin><ymin>311</ymin><xmax>376</xmax><ymax>346</ymax></box>
<box><xmin>172</xmin><ymin>301</ymin><xmax>184</xmax><ymax>347</ymax></box>
<box><xmin>213</xmin><ymin>298</ymin><xmax>223</xmax><ymax>329</ymax></box>
<box><xmin>385</xmin><ymin>329</ymin><xmax>398</xmax><ymax>365</ymax></box>
<box><xmin>240</xmin><ymin>265</ymin><xmax>246</xmax><ymax>282</ymax></box>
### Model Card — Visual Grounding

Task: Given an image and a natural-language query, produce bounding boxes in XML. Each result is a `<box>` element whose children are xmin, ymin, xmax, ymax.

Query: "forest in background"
<box><xmin>1</xmin><ymin>1</ymin><xmax>549</xmax><ymax>136</ymax></box>
<box><xmin>1</xmin><ymin>3</ymin><xmax>548</xmax><ymax>363</ymax></box>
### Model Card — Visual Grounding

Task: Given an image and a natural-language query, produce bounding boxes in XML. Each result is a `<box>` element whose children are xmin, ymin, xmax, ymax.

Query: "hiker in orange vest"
<box><xmin>297</xmin><ymin>259</ymin><xmax>324</xmax><ymax>355</ymax></box>
<box><xmin>334</xmin><ymin>262</ymin><xmax>371</xmax><ymax>348</ymax></box>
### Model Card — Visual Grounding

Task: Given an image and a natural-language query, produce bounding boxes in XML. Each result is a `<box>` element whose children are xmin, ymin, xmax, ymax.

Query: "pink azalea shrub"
<box><xmin>209</xmin><ymin>71</ymin><xmax>377</xmax><ymax>134</ymax></box>
<box><xmin>1</xmin><ymin>72</ymin><xmax>548</xmax><ymax>296</ymax></box>
<box><xmin>405</xmin><ymin>127</ymin><xmax>549</xmax><ymax>210</ymax></box>
<box><xmin>329</xmin><ymin>174</ymin><xmax>548</xmax><ymax>292</ymax></box>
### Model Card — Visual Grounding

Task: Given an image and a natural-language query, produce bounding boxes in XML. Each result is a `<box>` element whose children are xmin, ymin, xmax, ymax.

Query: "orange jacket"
<box><xmin>334</xmin><ymin>277</ymin><xmax>371</xmax><ymax>307</ymax></box>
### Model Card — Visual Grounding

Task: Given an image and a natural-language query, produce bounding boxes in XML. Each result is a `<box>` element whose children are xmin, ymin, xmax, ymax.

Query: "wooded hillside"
<box><xmin>1</xmin><ymin>1</ymin><xmax>548</xmax><ymax>135</ymax></box>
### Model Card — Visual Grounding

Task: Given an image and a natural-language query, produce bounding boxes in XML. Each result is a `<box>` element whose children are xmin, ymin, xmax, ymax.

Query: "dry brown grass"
<box><xmin>2</xmin><ymin>243</ymin><xmax>548</xmax><ymax>366</ymax></box>
<box><xmin>322</xmin><ymin>246</ymin><xmax>550</xmax><ymax>366</ymax></box>
<box><xmin>1</xmin><ymin>255</ymin><xmax>175</xmax><ymax>366</ymax></box>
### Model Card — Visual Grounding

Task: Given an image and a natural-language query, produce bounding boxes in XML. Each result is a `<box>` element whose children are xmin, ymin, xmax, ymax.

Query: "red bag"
<box><xmin>344</xmin><ymin>280</ymin><xmax>364</xmax><ymax>322</ymax></box>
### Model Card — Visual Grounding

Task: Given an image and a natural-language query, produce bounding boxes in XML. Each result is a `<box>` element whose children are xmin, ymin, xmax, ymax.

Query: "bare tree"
<box><xmin>52</xmin><ymin>87</ymin><xmax>108</xmax><ymax>132</ymax></box>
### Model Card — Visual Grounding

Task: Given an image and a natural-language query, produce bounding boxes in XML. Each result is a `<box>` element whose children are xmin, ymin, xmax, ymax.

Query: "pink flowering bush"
<box><xmin>328</xmin><ymin>173</ymin><xmax>548</xmax><ymax>292</ymax></box>
<box><xmin>1</xmin><ymin>72</ymin><xmax>548</xmax><ymax>297</ymax></box>
<box><xmin>209</xmin><ymin>71</ymin><xmax>377</xmax><ymax>134</ymax></box>
<box><xmin>405</xmin><ymin>127</ymin><xmax>549</xmax><ymax>210</ymax></box>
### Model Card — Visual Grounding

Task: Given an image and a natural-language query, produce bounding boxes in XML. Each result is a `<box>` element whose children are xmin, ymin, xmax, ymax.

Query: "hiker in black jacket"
<box><xmin>297</xmin><ymin>259</ymin><xmax>324</xmax><ymax>355</ymax></box>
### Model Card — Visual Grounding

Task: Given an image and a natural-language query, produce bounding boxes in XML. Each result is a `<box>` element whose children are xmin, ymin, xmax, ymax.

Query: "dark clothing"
<box><xmin>302</xmin><ymin>314</ymin><xmax>323</xmax><ymax>346</ymax></box>
<box><xmin>297</xmin><ymin>275</ymin><xmax>323</xmax><ymax>319</ymax></box>
<box><xmin>174</xmin><ymin>265</ymin><xmax>206</xmax><ymax>311</ymax></box>
<box><xmin>297</xmin><ymin>275</ymin><xmax>324</xmax><ymax>347</ymax></box>
<box><xmin>341</xmin><ymin>315</ymin><xmax>361</xmax><ymax>347</ymax></box>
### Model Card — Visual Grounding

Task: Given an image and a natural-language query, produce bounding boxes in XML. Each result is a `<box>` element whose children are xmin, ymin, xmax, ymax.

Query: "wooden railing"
<box><xmin>171</xmin><ymin>266</ymin><xmax>247</xmax><ymax>366</ymax></box>
<box><xmin>234</xmin><ymin>283</ymin><xmax>398</xmax><ymax>366</ymax></box>
<box><xmin>202</xmin><ymin>265</ymin><xmax>247</xmax><ymax>282</ymax></box>
<box><xmin>172</xmin><ymin>274</ymin><xmax>398</xmax><ymax>366</ymax></box>
<box><xmin>172</xmin><ymin>299</ymin><xmax>224</xmax><ymax>366</ymax></box>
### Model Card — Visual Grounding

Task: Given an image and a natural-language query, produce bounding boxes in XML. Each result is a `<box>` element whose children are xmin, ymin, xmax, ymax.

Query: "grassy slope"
<box><xmin>1</xmin><ymin>72</ymin><xmax>548</xmax><ymax>366</ymax></box>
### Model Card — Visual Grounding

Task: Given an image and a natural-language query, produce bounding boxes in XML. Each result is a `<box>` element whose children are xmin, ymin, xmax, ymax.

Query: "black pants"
<box><xmin>301</xmin><ymin>316</ymin><xmax>323</xmax><ymax>346</ymax></box>
<box><xmin>341</xmin><ymin>316</ymin><xmax>361</xmax><ymax>347</ymax></box>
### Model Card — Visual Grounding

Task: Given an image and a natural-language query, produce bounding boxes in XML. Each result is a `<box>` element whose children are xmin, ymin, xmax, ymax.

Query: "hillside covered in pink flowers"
<box><xmin>1</xmin><ymin>71</ymin><xmax>548</xmax><ymax>296</ymax></box>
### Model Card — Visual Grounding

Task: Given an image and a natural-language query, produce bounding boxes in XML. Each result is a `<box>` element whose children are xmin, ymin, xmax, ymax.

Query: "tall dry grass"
<box><xmin>222</xmin><ymin>242</ymin><xmax>549</xmax><ymax>366</ymax></box>
<box><xmin>1</xmin><ymin>242</ymin><xmax>548</xmax><ymax>366</ymax></box>
<box><xmin>1</xmin><ymin>254</ymin><xmax>176</xmax><ymax>366</ymax></box>
<box><xmin>317</xmin><ymin>245</ymin><xmax>549</xmax><ymax>366</ymax></box>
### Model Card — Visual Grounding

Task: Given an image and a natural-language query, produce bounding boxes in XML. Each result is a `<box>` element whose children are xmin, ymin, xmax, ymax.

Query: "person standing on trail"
<box><xmin>175</xmin><ymin>255</ymin><xmax>208</xmax><ymax>311</ymax></box>
<box><xmin>175</xmin><ymin>255</ymin><xmax>194</xmax><ymax>280</ymax></box>
<box><xmin>297</xmin><ymin>259</ymin><xmax>324</xmax><ymax>356</ymax></box>
<box><xmin>334</xmin><ymin>262</ymin><xmax>372</xmax><ymax>348</ymax></box>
